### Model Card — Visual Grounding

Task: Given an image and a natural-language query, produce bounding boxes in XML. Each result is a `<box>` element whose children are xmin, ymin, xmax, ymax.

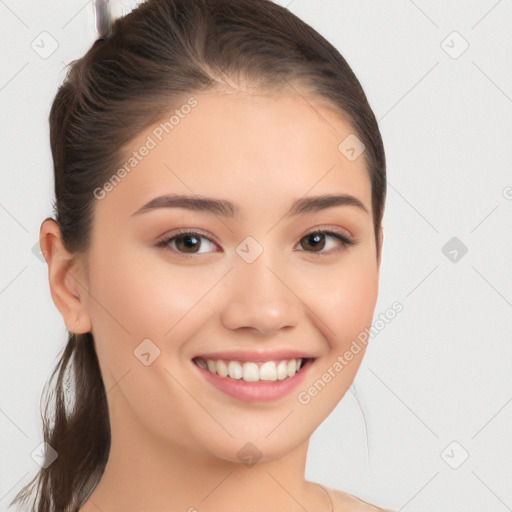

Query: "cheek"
<box><xmin>293</xmin><ymin>259</ymin><xmax>378</xmax><ymax>414</ymax></box>
<box><xmin>302</xmin><ymin>255</ymin><xmax>379</xmax><ymax>346</ymax></box>
<box><xmin>85</xmin><ymin>244</ymin><xmax>216</xmax><ymax>357</ymax></box>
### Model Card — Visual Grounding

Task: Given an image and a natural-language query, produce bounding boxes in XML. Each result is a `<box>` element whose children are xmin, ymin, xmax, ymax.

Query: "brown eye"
<box><xmin>297</xmin><ymin>230</ymin><xmax>354</xmax><ymax>254</ymax></box>
<box><xmin>155</xmin><ymin>228</ymin><xmax>355</xmax><ymax>256</ymax></box>
<box><xmin>156</xmin><ymin>230</ymin><xmax>218</xmax><ymax>254</ymax></box>
<box><xmin>174</xmin><ymin>233</ymin><xmax>201</xmax><ymax>253</ymax></box>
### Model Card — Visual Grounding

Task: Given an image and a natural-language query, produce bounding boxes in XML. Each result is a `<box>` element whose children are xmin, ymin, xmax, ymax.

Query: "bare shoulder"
<box><xmin>327</xmin><ymin>486</ymin><xmax>395</xmax><ymax>512</ymax></box>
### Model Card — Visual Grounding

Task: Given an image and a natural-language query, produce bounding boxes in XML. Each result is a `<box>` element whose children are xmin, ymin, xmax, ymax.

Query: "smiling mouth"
<box><xmin>192</xmin><ymin>357</ymin><xmax>311</xmax><ymax>382</ymax></box>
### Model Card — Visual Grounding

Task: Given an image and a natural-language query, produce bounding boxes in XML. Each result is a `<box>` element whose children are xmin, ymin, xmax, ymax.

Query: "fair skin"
<box><xmin>41</xmin><ymin>90</ymin><xmax>386</xmax><ymax>512</ymax></box>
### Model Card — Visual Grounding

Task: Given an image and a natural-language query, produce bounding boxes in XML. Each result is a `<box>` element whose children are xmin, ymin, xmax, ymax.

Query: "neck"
<box><xmin>81</xmin><ymin>389</ymin><xmax>326</xmax><ymax>512</ymax></box>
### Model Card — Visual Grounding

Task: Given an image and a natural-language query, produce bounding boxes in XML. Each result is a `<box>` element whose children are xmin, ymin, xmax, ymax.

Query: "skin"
<box><xmin>40</xmin><ymin>89</ymin><xmax>386</xmax><ymax>512</ymax></box>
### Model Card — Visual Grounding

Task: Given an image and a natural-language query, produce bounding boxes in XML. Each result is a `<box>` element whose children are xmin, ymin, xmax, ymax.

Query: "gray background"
<box><xmin>1</xmin><ymin>1</ymin><xmax>511</xmax><ymax>511</ymax></box>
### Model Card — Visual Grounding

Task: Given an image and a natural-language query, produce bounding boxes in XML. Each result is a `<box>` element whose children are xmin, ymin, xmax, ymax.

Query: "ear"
<box><xmin>39</xmin><ymin>218</ymin><xmax>92</xmax><ymax>334</ymax></box>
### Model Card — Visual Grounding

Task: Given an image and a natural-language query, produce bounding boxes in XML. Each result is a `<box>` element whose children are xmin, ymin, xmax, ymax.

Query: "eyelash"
<box><xmin>155</xmin><ymin>228</ymin><xmax>356</xmax><ymax>256</ymax></box>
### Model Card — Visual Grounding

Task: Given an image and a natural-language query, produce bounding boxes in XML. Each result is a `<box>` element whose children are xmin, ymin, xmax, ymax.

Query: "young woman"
<box><xmin>11</xmin><ymin>0</ymin><xmax>393</xmax><ymax>510</ymax></box>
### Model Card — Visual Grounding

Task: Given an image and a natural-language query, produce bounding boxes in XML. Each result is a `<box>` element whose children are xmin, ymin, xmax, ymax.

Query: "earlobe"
<box><xmin>39</xmin><ymin>218</ymin><xmax>92</xmax><ymax>334</ymax></box>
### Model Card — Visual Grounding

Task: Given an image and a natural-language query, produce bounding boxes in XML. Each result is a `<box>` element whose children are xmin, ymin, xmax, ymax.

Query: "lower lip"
<box><xmin>194</xmin><ymin>359</ymin><xmax>314</xmax><ymax>402</ymax></box>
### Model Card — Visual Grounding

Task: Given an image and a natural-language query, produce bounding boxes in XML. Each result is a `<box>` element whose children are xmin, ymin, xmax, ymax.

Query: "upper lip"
<box><xmin>193</xmin><ymin>350</ymin><xmax>315</xmax><ymax>362</ymax></box>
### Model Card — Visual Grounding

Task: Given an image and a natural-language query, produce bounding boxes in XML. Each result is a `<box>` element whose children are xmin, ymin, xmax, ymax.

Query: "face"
<box><xmin>76</xmin><ymin>90</ymin><xmax>381</xmax><ymax>464</ymax></box>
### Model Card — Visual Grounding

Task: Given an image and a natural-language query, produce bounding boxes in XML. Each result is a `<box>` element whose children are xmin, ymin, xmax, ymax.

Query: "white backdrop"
<box><xmin>1</xmin><ymin>1</ymin><xmax>511</xmax><ymax>511</ymax></box>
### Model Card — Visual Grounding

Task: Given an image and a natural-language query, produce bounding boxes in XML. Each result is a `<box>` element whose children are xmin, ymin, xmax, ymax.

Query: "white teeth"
<box><xmin>242</xmin><ymin>362</ymin><xmax>259</xmax><ymax>382</ymax></box>
<box><xmin>216</xmin><ymin>359</ymin><xmax>228</xmax><ymax>377</ymax></box>
<box><xmin>259</xmin><ymin>361</ymin><xmax>277</xmax><ymax>381</ymax></box>
<box><xmin>197</xmin><ymin>357</ymin><xmax>304</xmax><ymax>382</ymax></box>
<box><xmin>276</xmin><ymin>360</ymin><xmax>287</xmax><ymax>380</ymax></box>
<box><xmin>286</xmin><ymin>359</ymin><xmax>297</xmax><ymax>377</ymax></box>
<box><xmin>228</xmin><ymin>361</ymin><xmax>243</xmax><ymax>379</ymax></box>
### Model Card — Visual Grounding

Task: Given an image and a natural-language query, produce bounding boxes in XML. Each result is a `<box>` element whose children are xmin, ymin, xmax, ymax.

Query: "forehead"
<box><xmin>93</xmin><ymin>91</ymin><xmax>372</xmax><ymax>222</ymax></box>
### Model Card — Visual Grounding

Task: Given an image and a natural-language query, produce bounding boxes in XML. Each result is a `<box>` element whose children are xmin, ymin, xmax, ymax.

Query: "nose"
<box><xmin>219</xmin><ymin>251</ymin><xmax>302</xmax><ymax>336</ymax></box>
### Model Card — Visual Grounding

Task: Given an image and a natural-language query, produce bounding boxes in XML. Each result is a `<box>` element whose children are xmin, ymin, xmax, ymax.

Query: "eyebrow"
<box><xmin>131</xmin><ymin>193</ymin><xmax>369</xmax><ymax>218</ymax></box>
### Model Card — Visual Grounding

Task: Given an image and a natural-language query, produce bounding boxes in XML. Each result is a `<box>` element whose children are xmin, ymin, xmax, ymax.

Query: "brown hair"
<box><xmin>10</xmin><ymin>1</ymin><xmax>385</xmax><ymax>510</ymax></box>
